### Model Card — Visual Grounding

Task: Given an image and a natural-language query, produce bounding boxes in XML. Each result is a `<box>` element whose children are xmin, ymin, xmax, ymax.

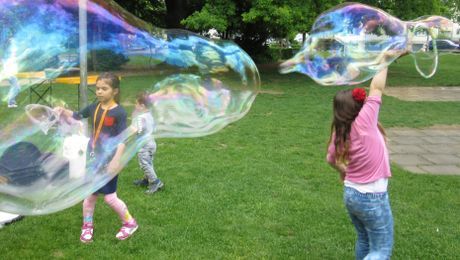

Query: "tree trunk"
<box><xmin>90</xmin><ymin>22</ymin><xmax>100</xmax><ymax>71</ymax></box>
<box><xmin>164</xmin><ymin>0</ymin><xmax>188</xmax><ymax>29</ymax></box>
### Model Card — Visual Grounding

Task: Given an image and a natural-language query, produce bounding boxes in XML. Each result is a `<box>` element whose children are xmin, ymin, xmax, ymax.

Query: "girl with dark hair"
<box><xmin>56</xmin><ymin>72</ymin><xmax>137</xmax><ymax>243</ymax></box>
<box><xmin>327</xmin><ymin>68</ymin><xmax>393</xmax><ymax>259</ymax></box>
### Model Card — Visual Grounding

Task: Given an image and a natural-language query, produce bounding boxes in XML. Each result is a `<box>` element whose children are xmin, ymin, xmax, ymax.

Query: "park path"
<box><xmin>384</xmin><ymin>86</ymin><xmax>460</xmax><ymax>175</ymax></box>
<box><xmin>387</xmin><ymin>126</ymin><xmax>460</xmax><ymax>175</ymax></box>
<box><xmin>384</xmin><ymin>86</ymin><xmax>460</xmax><ymax>101</ymax></box>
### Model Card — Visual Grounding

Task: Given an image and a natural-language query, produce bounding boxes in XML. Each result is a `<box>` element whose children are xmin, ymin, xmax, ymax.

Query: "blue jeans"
<box><xmin>344</xmin><ymin>187</ymin><xmax>394</xmax><ymax>260</ymax></box>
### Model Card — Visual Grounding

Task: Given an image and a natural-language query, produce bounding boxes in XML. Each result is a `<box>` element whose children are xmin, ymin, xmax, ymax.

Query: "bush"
<box><xmin>88</xmin><ymin>49</ymin><xmax>129</xmax><ymax>71</ymax></box>
<box><xmin>267</xmin><ymin>47</ymin><xmax>300</xmax><ymax>62</ymax></box>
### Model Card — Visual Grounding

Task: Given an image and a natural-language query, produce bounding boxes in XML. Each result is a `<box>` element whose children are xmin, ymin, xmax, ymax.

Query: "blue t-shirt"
<box><xmin>73</xmin><ymin>102</ymin><xmax>127</xmax><ymax>155</ymax></box>
<box><xmin>73</xmin><ymin>102</ymin><xmax>127</xmax><ymax>194</ymax></box>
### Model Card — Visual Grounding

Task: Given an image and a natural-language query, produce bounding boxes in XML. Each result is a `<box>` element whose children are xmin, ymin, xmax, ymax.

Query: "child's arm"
<box><xmin>326</xmin><ymin>137</ymin><xmax>346</xmax><ymax>182</ymax></box>
<box><xmin>55</xmin><ymin>106</ymin><xmax>80</xmax><ymax>127</ymax></box>
<box><xmin>55</xmin><ymin>104</ymin><xmax>92</xmax><ymax>121</ymax></box>
<box><xmin>327</xmin><ymin>158</ymin><xmax>346</xmax><ymax>182</ymax></box>
<box><xmin>107</xmin><ymin>143</ymin><xmax>126</xmax><ymax>174</ymax></box>
<box><xmin>107</xmin><ymin>108</ymin><xmax>128</xmax><ymax>174</ymax></box>
<box><xmin>368</xmin><ymin>67</ymin><xmax>388</xmax><ymax>97</ymax></box>
<box><xmin>54</xmin><ymin>106</ymin><xmax>74</xmax><ymax>119</ymax></box>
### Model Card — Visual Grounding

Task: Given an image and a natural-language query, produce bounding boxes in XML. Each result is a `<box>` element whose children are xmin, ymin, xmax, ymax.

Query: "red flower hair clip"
<box><xmin>352</xmin><ymin>88</ymin><xmax>366</xmax><ymax>103</ymax></box>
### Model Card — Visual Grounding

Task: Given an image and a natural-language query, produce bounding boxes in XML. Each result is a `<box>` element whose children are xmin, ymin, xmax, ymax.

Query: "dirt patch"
<box><xmin>258</xmin><ymin>89</ymin><xmax>284</xmax><ymax>95</ymax></box>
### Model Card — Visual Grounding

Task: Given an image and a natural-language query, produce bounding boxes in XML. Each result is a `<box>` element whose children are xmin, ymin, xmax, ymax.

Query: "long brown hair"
<box><xmin>327</xmin><ymin>89</ymin><xmax>386</xmax><ymax>166</ymax></box>
<box><xmin>96</xmin><ymin>72</ymin><xmax>121</xmax><ymax>104</ymax></box>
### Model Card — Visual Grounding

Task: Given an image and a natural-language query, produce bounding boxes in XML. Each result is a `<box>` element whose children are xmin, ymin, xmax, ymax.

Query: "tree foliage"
<box><xmin>181</xmin><ymin>1</ymin><xmax>235</xmax><ymax>33</ymax></box>
<box><xmin>113</xmin><ymin>0</ymin><xmax>167</xmax><ymax>27</ymax></box>
<box><xmin>352</xmin><ymin>0</ymin><xmax>459</xmax><ymax>21</ymax></box>
<box><xmin>178</xmin><ymin>0</ymin><xmax>354</xmax><ymax>59</ymax></box>
<box><xmin>113</xmin><ymin>0</ymin><xmax>460</xmax><ymax>60</ymax></box>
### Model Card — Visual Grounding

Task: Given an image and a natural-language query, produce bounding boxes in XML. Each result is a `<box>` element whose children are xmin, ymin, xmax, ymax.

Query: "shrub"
<box><xmin>267</xmin><ymin>47</ymin><xmax>300</xmax><ymax>62</ymax></box>
<box><xmin>88</xmin><ymin>49</ymin><xmax>129</xmax><ymax>71</ymax></box>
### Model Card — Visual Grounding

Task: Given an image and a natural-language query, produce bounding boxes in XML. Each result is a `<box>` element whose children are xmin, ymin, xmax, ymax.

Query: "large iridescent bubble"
<box><xmin>280</xmin><ymin>2</ymin><xmax>458</xmax><ymax>85</ymax></box>
<box><xmin>0</xmin><ymin>0</ymin><xmax>260</xmax><ymax>215</ymax></box>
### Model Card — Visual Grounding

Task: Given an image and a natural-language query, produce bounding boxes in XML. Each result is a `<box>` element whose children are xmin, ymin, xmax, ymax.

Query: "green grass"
<box><xmin>387</xmin><ymin>54</ymin><xmax>460</xmax><ymax>87</ymax></box>
<box><xmin>1</xmin><ymin>55</ymin><xmax>460</xmax><ymax>259</ymax></box>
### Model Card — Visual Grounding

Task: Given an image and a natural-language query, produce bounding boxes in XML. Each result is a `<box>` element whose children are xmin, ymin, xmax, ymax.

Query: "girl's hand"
<box><xmin>336</xmin><ymin>163</ymin><xmax>346</xmax><ymax>173</ymax></box>
<box><xmin>339</xmin><ymin>171</ymin><xmax>346</xmax><ymax>182</ymax></box>
<box><xmin>129</xmin><ymin>125</ymin><xmax>138</xmax><ymax>134</ymax></box>
<box><xmin>107</xmin><ymin>143</ymin><xmax>126</xmax><ymax>174</ymax></box>
<box><xmin>54</xmin><ymin>106</ymin><xmax>72</xmax><ymax>118</ymax></box>
<box><xmin>53</xmin><ymin>106</ymin><xmax>64</xmax><ymax>116</ymax></box>
<box><xmin>107</xmin><ymin>160</ymin><xmax>121</xmax><ymax>174</ymax></box>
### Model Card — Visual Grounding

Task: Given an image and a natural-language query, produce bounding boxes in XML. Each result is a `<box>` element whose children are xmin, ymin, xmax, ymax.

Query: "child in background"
<box><xmin>5</xmin><ymin>75</ymin><xmax>20</xmax><ymax>108</ymax></box>
<box><xmin>131</xmin><ymin>91</ymin><xmax>164</xmax><ymax>194</ymax></box>
<box><xmin>1</xmin><ymin>37</ymin><xmax>21</xmax><ymax>108</ymax></box>
<box><xmin>56</xmin><ymin>72</ymin><xmax>138</xmax><ymax>243</ymax></box>
<box><xmin>0</xmin><ymin>59</ymin><xmax>21</xmax><ymax>108</ymax></box>
<box><xmin>326</xmin><ymin>68</ymin><xmax>393</xmax><ymax>259</ymax></box>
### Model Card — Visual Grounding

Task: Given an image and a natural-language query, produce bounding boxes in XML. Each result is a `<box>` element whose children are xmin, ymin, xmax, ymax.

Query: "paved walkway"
<box><xmin>384</xmin><ymin>87</ymin><xmax>460</xmax><ymax>101</ymax></box>
<box><xmin>384</xmin><ymin>87</ymin><xmax>460</xmax><ymax>175</ymax></box>
<box><xmin>387</xmin><ymin>126</ymin><xmax>460</xmax><ymax>175</ymax></box>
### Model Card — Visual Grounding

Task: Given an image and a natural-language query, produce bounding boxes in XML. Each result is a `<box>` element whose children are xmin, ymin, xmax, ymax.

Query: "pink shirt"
<box><xmin>327</xmin><ymin>96</ymin><xmax>391</xmax><ymax>183</ymax></box>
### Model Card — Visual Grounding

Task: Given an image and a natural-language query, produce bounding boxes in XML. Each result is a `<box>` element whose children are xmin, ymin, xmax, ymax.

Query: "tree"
<box><xmin>351</xmin><ymin>0</ymin><xmax>460</xmax><ymax>20</ymax></box>
<box><xmin>298</xmin><ymin>0</ymin><xmax>344</xmax><ymax>42</ymax></box>
<box><xmin>439</xmin><ymin>0</ymin><xmax>460</xmax><ymax>22</ymax></box>
<box><xmin>163</xmin><ymin>0</ymin><xmax>205</xmax><ymax>28</ymax></box>
<box><xmin>181</xmin><ymin>1</ymin><xmax>236</xmax><ymax>34</ymax></box>
<box><xmin>393</xmin><ymin>0</ymin><xmax>443</xmax><ymax>20</ymax></box>
<box><xmin>112</xmin><ymin>0</ymin><xmax>460</xmax><ymax>60</ymax></box>
<box><xmin>180</xmin><ymin>0</ymin><xmax>339</xmax><ymax>59</ymax></box>
<box><xmin>113</xmin><ymin>0</ymin><xmax>167</xmax><ymax>27</ymax></box>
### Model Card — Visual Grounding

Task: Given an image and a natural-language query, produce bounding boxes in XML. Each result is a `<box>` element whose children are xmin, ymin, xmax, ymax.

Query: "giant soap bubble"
<box><xmin>0</xmin><ymin>0</ymin><xmax>260</xmax><ymax>215</ymax></box>
<box><xmin>280</xmin><ymin>2</ymin><xmax>458</xmax><ymax>85</ymax></box>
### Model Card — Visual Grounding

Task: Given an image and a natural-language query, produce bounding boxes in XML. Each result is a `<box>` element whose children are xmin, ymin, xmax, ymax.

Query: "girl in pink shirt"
<box><xmin>327</xmin><ymin>68</ymin><xmax>393</xmax><ymax>259</ymax></box>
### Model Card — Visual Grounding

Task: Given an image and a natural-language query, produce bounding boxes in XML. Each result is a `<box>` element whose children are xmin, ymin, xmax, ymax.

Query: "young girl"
<box><xmin>131</xmin><ymin>91</ymin><xmax>164</xmax><ymax>194</ymax></box>
<box><xmin>326</xmin><ymin>68</ymin><xmax>393</xmax><ymax>259</ymax></box>
<box><xmin>56</xmin><ymin>72</ymin><xmax>138</xmax><ymax>243</ymax></box>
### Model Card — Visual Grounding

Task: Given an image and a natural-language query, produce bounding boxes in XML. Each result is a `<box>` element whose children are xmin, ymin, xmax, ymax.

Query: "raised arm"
<box><xmin>368</xmin><ymin>67</ymin><xmax>388</xmax><ymax>97</ymax></box>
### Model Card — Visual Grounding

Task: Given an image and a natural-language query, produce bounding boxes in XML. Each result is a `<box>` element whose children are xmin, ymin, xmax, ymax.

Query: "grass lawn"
<box><xmin>1</xmin><ymin>55</ymin><xmax>459</xmax><ymax>259</ymax></box>
<box><xmin>386</xmin><ymin>54</ymin><xmax>460</xmax><ymax>87</ymax></box>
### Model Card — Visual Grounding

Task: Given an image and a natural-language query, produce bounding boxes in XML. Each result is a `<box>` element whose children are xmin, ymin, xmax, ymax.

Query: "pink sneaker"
<box><xmin>80</xmin><ymin>223</ymin><xmax>94</xmax><ymax>243</ymax></box>
<box><xmin>116</xmin><ymin>220</ymin><xmax>138</xmax><ymax>240</ymax></box>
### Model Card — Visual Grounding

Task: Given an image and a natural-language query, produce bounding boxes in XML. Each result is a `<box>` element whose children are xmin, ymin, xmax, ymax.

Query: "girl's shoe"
<box><xmin>116</xmin><ymin>220</ymin><xmax>138</xmax><ymax>240</ymax></box>
<box><xmin>80</xmin><ymin>223</ymin><xmax>94</xmax><ymax>243</ymax></box>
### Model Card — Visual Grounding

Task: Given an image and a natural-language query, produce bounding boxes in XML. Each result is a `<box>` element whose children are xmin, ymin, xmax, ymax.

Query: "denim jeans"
<box><xmin>344</xmin><ymin>187</ymin><xmax>394</xmax><ymax>260</ymax></box>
